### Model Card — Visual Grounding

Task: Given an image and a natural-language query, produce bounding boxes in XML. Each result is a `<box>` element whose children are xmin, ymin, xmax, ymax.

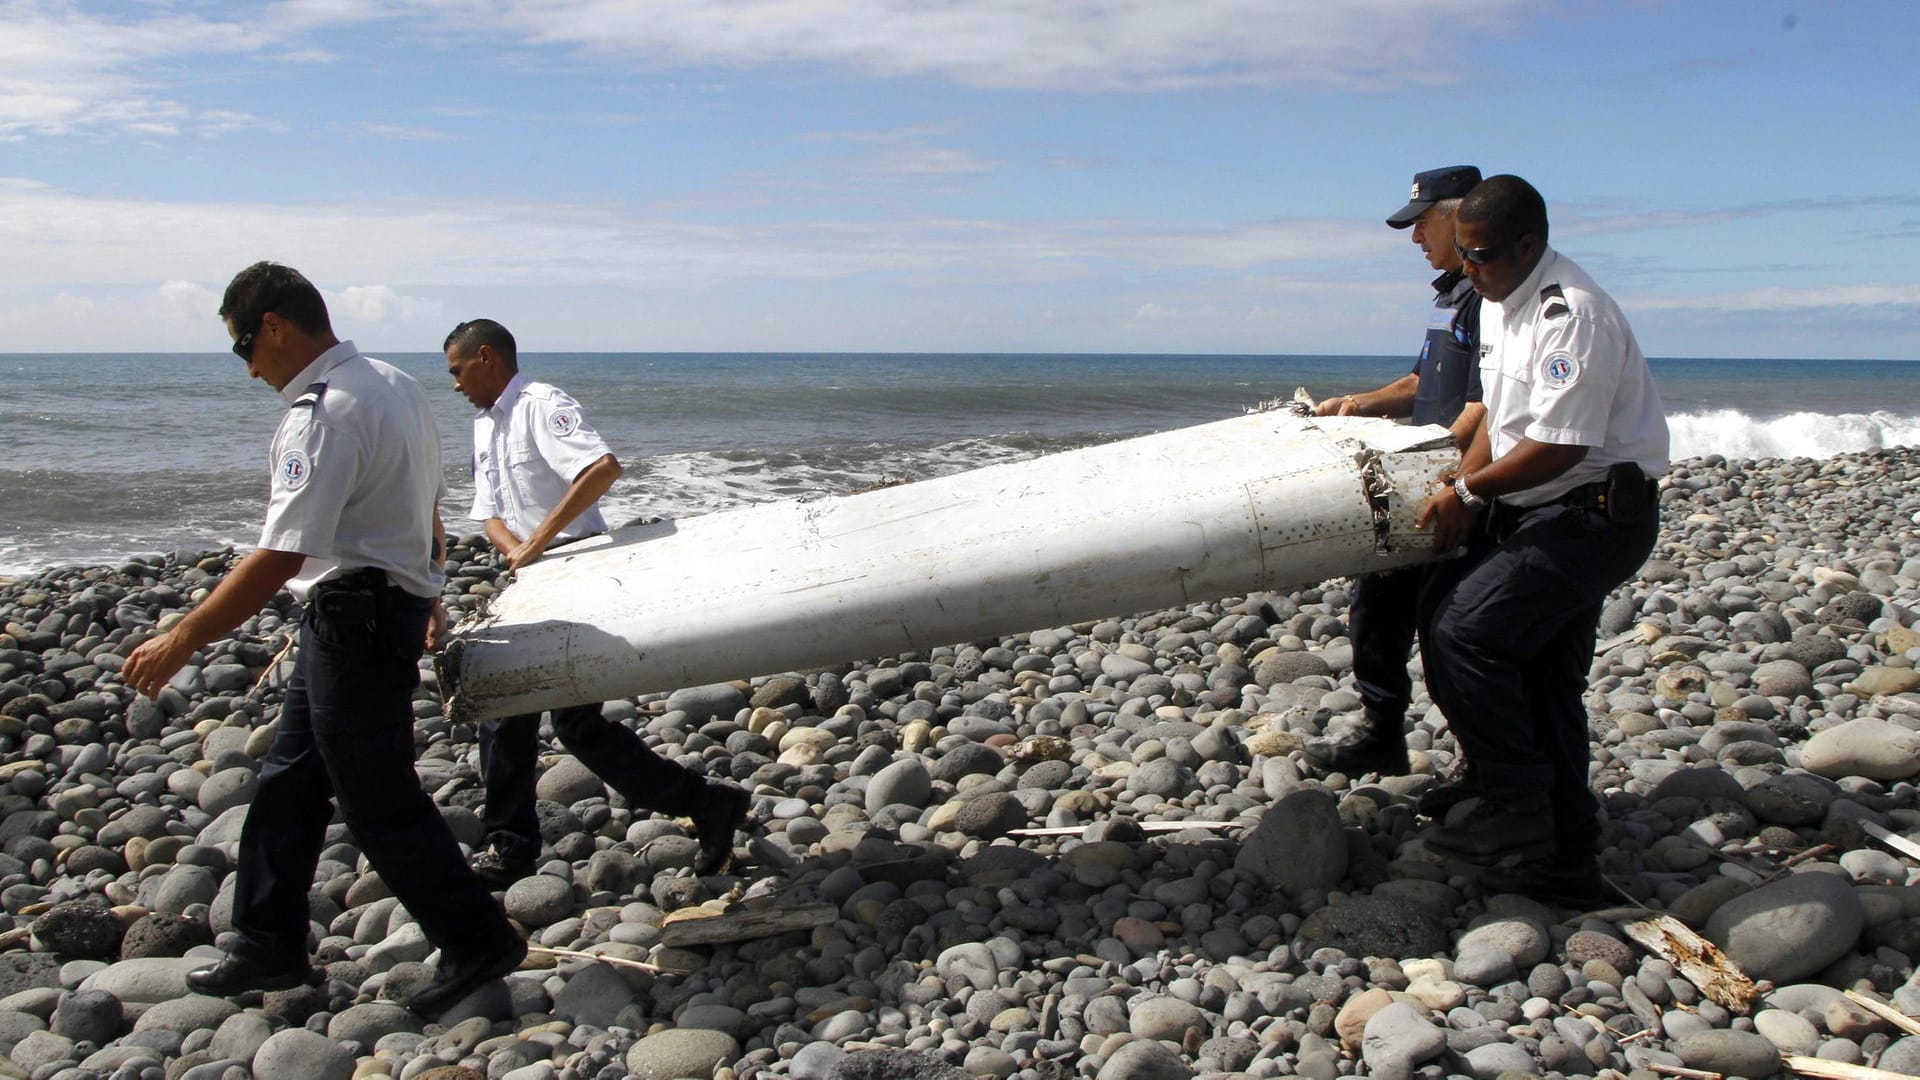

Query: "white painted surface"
<box><xmin>442</xmin><ymin>410</ymin><xmax>1459</xmax><ymax>721</ymax></box>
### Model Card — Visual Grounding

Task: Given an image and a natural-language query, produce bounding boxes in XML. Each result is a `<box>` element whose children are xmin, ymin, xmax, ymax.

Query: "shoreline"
<box><xmin>2</xmin><ymin>445</ymin><xmax>1920</xmax><ymax>1076</ymax></box>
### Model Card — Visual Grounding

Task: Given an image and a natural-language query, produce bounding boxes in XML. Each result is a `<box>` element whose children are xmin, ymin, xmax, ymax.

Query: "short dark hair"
<box><xmin>219</xmin><ymin>262</ymin><xmax>332</xmax><ymax>337</ymax></box>
<box><xmin>444</xmin><ymin>319</ymin><xmax>517</xmax><ymax>370</ymax></box>
<box><xmin>1458</xmin><ymin>174</ymin><xmax>1550</xmax><ymax>244</ymax></box>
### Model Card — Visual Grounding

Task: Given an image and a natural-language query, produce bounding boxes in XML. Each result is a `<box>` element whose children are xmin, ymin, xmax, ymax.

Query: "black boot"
<box><xmin>1302</xmin><ymin>723</ymin><xmax>1410</xmax><ymax>777</ymax></box>
<box><xmin>1479</xmin><ymin>853</ymin><xmax>1604</xmax><ymax>907</ymax></box>
<box><xmin>1423</xmin><ymin>790</ymin><xmax>1555</xmax><ymax>862</ymax></box>
<box><xmin>691</xmin><ymin>783</ymin><xmax>751</xmax><ymax>875</ymax></box>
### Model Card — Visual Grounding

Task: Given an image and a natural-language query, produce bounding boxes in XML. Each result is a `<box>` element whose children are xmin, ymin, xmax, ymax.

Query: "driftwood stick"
<box><xmin>1861</xmin><ymin>821</ymin><xmax>1920</xmax><ymax>864</ymax></box>
<box><xmin>1783</xmin><ymin>1054</ymin><xmax>1920</xmax><ymax>1080</ymax></box>
<box><xmin>658</xmin><ymin>903</ymin><xmax>838</xmax><ymax>947</ymax></box>
<box><xmin>1645</xmin><ymin>1063</ymin><xmax>1723</xmax><ymax>1080</ymax></box>
<box><xmin>1007</xmin><ymin>820</ymin><xmax>1243</xmax><ymax>838</ymax></box>
<box><xmin>1842</xmin><ymin>989</ymin><xmax>1920</xmax><ymax>1038</ymax></box>
<box><xmin>1621</xmin><ymin>914</ymin><xmax>1758</xmax><ymax>1015</ymax></box>
<box><xmin>527</xmin><ymin>945</ymin><xmax>667</xmax><ymax>974</ymax></box>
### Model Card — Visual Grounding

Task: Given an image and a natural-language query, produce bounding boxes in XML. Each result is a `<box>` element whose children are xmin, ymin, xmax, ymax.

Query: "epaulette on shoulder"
<box><xmin>292</xmin><ymin>381</ymin><xmax>328</xmax><ymax>409</ymax></box>
<box><xmin>1539</xmin><ymin>284</ymin><xmax>1572</xmax><ymax>320</ymax></box>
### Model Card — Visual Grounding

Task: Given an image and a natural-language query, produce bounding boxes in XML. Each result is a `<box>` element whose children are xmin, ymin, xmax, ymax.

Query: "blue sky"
<box><xmin>2</xmin><ymin>0</ymin><xmax>1916</xmax><ymax>358</ymax></box>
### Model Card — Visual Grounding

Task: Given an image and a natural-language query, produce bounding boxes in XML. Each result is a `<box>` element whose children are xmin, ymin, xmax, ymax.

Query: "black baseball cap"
<box><xmin>1386</xmin><ymin>165</ymin><xmax>1483</xmax><ymax>229</ymax></box>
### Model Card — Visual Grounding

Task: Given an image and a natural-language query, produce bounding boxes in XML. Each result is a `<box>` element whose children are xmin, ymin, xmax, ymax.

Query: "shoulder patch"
<box><xmin>291</xmin><ymin>381</ymin><xmax>328</xmax><ymax>409</ymax></box>
<box><xmin>278</xmin><ymin>448</ymin><xmax>313</xmax><ymax>491</ymax></box>
<box><xmin>1542</xmin><ymin>350</ymin><xmax>1581</xmax><ymax>390</ymax></box>
<box><xmin>1539</xmin><ymin>283</ymin><xmax>1571</xmax><ymax>320</ymax></box>
<box><xmin>548</xmin><ymin>407</ymin><xmax>580</xmax><ymax>438</ymax></box>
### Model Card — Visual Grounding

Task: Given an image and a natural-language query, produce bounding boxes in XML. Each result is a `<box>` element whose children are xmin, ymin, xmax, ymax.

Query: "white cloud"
<box><xmin>0</xmin><ymin>181</ymin><xmax>1394</xmax><ymax>293</ymax></box>
<box><xmin>156</xmin><ymin>280</ymin><xmax>220</xmax><ymax>322</ymax></box>
<box><xmin>0</xmin><ymin>0</ymin><xmax>371</xmax><ymax>138</ymax></box>
<box><xmin>1628</xmin><ymin>284</ymin><xmax>1920</xmax><ymax>313</ymax></box>
<box><xmin>333</xmin><ymin>284</ymin><xmax>441</xmax><ymax>323</ymax></box>
<box><xmin>431</xmin><ymin>0</ymin><xmax>1531</xmax><ymax>91</ymax></box>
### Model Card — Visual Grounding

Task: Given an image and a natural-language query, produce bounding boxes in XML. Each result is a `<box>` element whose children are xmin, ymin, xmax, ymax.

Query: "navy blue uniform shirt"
<box><xmin>1409</xmin><ymin>271</ymin><xmax>1483</xmax><ymax>427</ymax></box>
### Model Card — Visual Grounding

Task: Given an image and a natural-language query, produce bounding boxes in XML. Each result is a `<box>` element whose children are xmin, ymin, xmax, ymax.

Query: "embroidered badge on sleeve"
<box><xmin>548</xmin><ymin>408</ymin><xmax>580</xmax><ymax>438</ymax></box>
<box><xmin>279</xmin><ymin>449</ymin><xmax>312</xmax><ymax>490</ymax></box>
<box><xmin>1543</xmin><ymin>351</ymin><xmax>1581</xmax><ymax>390</ymax></box>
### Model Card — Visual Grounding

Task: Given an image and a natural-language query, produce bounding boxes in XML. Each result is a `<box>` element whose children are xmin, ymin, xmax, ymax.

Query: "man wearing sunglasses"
<box><xmin>1304</xmin><ymin>165</ymin><xmax>1487</xmax><ymax>781</ymax></box>
<box><xmin>124</xmin><ymin>263</ymin><xmax>526</xmax><ymax>1015</ymax></box>
<box><xmin>1416</xmin><ymin>176</ymin><xmax>1668</xmax><ymax>905</ymax></box>
<box><xmin>443</xmin><ymin>318</ymin><xmax>752</xmax><ymax>885</ymax></box>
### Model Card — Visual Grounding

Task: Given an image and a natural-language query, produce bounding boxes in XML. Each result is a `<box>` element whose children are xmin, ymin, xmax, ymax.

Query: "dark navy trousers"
<box><xmin>479</xmin><ymin>703</ymin><xmax>708</xmax><ymax>861</ymax></box>
<box><xmin>1348</xmin><ymin>566</ymin><xmax>1427</xmax><ymax>730</ymax></box>
<box><xmin>1423</xmin><ymin>500</ymin><xmax>1658</xmax><ymax>854</ymax></box>
<box><xmin>232</xmin><ymin>583</ymin><xmax>516</xmax><ymax>964</ymax></box>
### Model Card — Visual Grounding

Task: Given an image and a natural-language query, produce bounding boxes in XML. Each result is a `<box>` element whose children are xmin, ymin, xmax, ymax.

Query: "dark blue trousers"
<box><xmin>1423</xmin><ymin>500</ymin><xmax>1658</xmax><ymax>854</ymax></box>
<box><xmin>231</xmin><ymin>584</ymin><xmax>515</xmax><ymax>963</ymax></box>
<box><xmin>1348</xmin><ymin>566</ymin><xmax>1426</xmax><ymax>730</ymax></box>
<box><xmin>479</xmin><ymin>703</ymin><xmax>708</xmax><ymax>861</ymax></box>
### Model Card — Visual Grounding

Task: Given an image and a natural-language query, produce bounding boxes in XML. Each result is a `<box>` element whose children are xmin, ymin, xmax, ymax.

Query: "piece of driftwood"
<box><xmin>1861</xmin><ymin>821</ymin><xmax>1920</xmax><ymax>863</ymax></box>
<box><xmin>1843</xmin><ymin>989</ymin><xmax>1920</xmax><ymax>1038</ymax></box>
<box><xmin>1783</xmin><ymin>1055</ymin><xmax>1920</xmax><ymax>1080</ymax></box>
<box><xmin>1007</xmin><ymin>820</ymin><xmax>1243</xmax><ymax>838</ymax></box>
<box><xmin>527</xmin><ymin>945</ymin><xmax>666</xmax><ymax>974</ymax></box>
<box><xmin>658</xmin><ymin>903</ymin><xmax>837</xmax><ymax>947</ymax></box>
<box><xmin>1620</xmin><ymin>914</ymin><xmax>1757</xmax><ymax>1014</ymax></box>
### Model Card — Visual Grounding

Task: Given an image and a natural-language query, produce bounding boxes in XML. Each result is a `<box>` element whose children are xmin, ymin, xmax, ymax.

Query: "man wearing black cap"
<box><xmin>1304</xmin><ymin>165</ymin><xmax>1487</xmax><ymax>779</ymax></box>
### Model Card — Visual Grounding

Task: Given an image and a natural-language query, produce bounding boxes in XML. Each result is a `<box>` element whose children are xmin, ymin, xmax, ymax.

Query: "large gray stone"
<box><xmin>864</xmin><ymin>758</ymin><xmax>932</xmax><ymax>813</ymax></box>
<box><xmin>79</xmin><ymin>957</ymin><xmax>203</xmax><ymax>1004</ymax></box>
<box><xmin>1361</xmin><ymin>1002</ymin><xmax>1448</xmax><ymax>1080</ymax></box>
<box><xmin>1094</xmin><ymin>1039</ymin><xmax>1194</xmax><ymax>1080</ymax></box>
<box><xmin>625</xmin><ymin>1027</ymin><xmax>741</xmax><ymax>1080</ymax></box>
<box><xmin>1705</xmin><ymin>871</ymin><xmax>1865</xmax><ymax>982</ymax></box>
<box><xmin>1674</xmin><ymin>1029</ymin><xmax>1781</xmax><ymax>1079</ymax></box>
<box><xmin>1235</xmin><ymin>787</ymin><xmax>1346</xmax><ymax>894</ymax></box>
<box><xmin>253</xmin><ymin>1026</ymin><xmax>355</xmax><ymax>1080</ymax></box>
<box><xmin>1800</xmin><ymin>719</ymin><xmax>1920</xmax><ymax>781</ymax></box>
<box><xmin>504</xmin><ymin>874</ymin><xmax>574</xmax><ymax>926</ymax></box>
<box><xmin>663</xmin><ymin>684</ymin><xmax>747</xmax><ymax>724</ymax></box>
<box><xmin>1294</xmin><ymin>893</ymin><xmax>1449</xmax><ymax>961</ymax></box>
<box><xmin>536</xmin><ymin>756</ymin><xmax>607</xmax><ymax>805</ymax></box>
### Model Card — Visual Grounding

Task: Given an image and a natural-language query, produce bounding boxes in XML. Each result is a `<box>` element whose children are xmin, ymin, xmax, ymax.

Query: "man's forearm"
<box><xmin>172</xmin><ymin>548</ymin><xmax>307</xmax><ymax>651</ymax></box>
<box><xmin>1460</xmin><ymin>437</ymin><xmax>1588</xmax><ymax>500</ymax></box>
<box><xmin>528</xmin><ymin>455</ymin><xmax>621</xmax><ymax>549</ymax></box>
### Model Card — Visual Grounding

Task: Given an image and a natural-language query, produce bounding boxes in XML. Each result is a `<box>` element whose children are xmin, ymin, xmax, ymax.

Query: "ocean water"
<box><xmin>3</xmin><ymin>352</ymin><xmax>1918</xmax><ymax>576</ymax></box>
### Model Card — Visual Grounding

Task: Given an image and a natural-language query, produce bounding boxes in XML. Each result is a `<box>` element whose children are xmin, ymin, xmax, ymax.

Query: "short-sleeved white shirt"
<box><xmin>470</xmin><ymin>373</ymin><xmax>613</xmax><ymax>542</ymax></box>
<box><xmin>1479</xmin><ymin>247</ymin><xmax>1670</xmax><ymax>507</ymax></box>
<box><xmin>259</xmin><ymin>341</ymin><xmax>449</xmax><ymax>599</ymax></box>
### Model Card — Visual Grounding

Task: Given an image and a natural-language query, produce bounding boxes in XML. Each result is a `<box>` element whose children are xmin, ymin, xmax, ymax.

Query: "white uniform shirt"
<box><xmin>1479</xmin><ymin>247</ymin><xmax>1670</xmax><ymax>507</ymax></box>
<box><xmin>259</xmin><ymin>341</ymin><xmax>449</xmax><ymax>599</ymax></box>
<box><xmin>470</xmin><ymin>373</ymin><xmax>613</xmax><ymax>542</ymax></box>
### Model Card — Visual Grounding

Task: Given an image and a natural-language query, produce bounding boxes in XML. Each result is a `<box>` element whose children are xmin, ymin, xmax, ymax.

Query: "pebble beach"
<box><xmin>5</xmin><ymin>446</ymin><xmax>1920</xmax><ymax>1080</ymax></box>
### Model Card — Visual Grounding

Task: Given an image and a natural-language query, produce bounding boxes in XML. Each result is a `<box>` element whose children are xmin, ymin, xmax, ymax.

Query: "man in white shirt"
<box><xmin>1417</xmin><ymin>176</ymin><xmax>1668</xmax><ymax>906</ymax></box>
<box><xmin>125</xmin><ymin>263</ymin><xmax>523</xmax><ymax>1017</ymax></box>
<box><xmin>445</xmin><ymin>319</ymin><xmax>750</xmax><ymax>884</ymax></box>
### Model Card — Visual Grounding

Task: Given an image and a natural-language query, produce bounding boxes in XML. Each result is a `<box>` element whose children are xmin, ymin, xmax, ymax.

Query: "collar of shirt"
<box><xmin>482</xmin><ymin>371</ymin><xmax>533</xmax><ymax>419</ymax></box>
<box><xmin>1430</xmin><ymin>269</ymin><xmax>1465</xmax><ymax>296</ymax></box>
<box><xmin>277</xmin><ymin>340</ymin><xmax>358</xmax><ymax>405</ymax></box>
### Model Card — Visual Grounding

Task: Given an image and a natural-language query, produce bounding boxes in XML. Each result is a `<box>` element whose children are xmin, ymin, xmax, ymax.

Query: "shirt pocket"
<box><xmin>504</xmin><ymin>441</ymin><xmax>546</xmax><ymax>505</ymax></box>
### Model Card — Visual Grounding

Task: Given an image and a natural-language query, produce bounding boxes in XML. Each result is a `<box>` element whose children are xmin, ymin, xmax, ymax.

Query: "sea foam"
<box><xmin>1667</xmin><ymin>409</ymin><xmax>1920</xmax><ymax>462</ymax></box>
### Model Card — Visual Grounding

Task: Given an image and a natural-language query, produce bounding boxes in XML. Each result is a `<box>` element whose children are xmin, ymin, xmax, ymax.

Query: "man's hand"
<box><xmin>1314</xmin><ymin>395</ymin><xmax>1359</xmax><ymax>417</ymax></box>
<box><xmin>505</xmin><ymin>536</ymin><xmax>550</xmax><ymax>572</ymax></box>
<box><xmin>1418</xmin><ymin>487</ymin><xmax>1479</xmax><ymax>553</ymax></box>
<box><xmin>426</xmin><ymin>599</ymin><xmax>450</xmax><ymax>652</ymax></box>
<box><xmin>124</xmin><ymin>630</ymin><xmax>195</xmax><ymax>700</ymax></box>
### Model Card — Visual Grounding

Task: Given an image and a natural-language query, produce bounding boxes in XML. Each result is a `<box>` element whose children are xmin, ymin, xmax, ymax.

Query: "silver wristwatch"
<box><xmin>1453</xmin><ymin>474</ymin><xmax>1487</xmax><ymax>511</ymax></box>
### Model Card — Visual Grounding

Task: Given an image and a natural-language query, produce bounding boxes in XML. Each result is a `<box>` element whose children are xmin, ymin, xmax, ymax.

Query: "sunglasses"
<box><xmin>232</xmin><ymin>314</ymin><xmax>265</xmax><ymax>363</ymax></box>
<box><xmin>1454</xmin><ymin>239</ymin><xmax>1514</xmax><ymax>266</ymax></box>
